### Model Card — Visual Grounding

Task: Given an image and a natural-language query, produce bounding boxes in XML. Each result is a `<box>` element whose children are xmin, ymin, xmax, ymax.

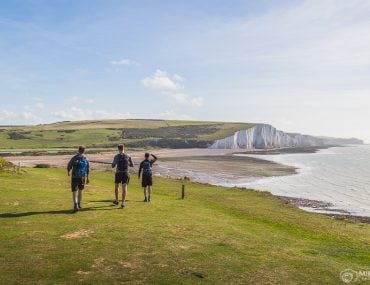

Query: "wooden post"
<box><xmin>181</xmin><ymin>178</ymin><xmax>185</xmax><ymax>199</ymax></box>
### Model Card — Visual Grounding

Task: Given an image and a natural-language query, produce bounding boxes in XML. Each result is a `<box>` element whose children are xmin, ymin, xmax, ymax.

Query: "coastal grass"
<box><xmin>1</xmin><ymin>168</ymin><xmax>370</xmax><ymax>284</ymax></box>
<box><xmin>0</xmin><ymin>119</ymin><xmax>254</xmax><ymax>150</ymax></box>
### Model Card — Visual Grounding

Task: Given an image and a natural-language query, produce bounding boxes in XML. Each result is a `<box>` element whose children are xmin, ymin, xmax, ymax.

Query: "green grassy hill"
<box><xmin>1</xmin><ymin>167</ymin><xmax>369</xmax><ymax>284</ymax></box>
<box><xmin>0</xmin><ymin>119</ymin><xmax>254</xmax><ymax>150</ymax></box>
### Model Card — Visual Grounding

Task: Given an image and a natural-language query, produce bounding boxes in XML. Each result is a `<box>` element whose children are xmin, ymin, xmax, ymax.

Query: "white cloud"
<box><xmin>143</xmin><ymin>70</ymin><xmax>204</xmax><ymax>107</ymax></box>
<box><xmin>35</xmin><ymin>102</ymin><xmax>45</xmax><ymax>109</ymax></box>
<box><xmin>190</xmin><ymin>97</ymin><xmax>204</xmax><ymax>107</ymax></box>
<box><xmin>159</xmin><ymin>110</ymin><xmax>193</xmax><ymax>120</ymax></box>
<box><xmin>163</xmin><ymin>92</ymin><xmax>204</xmax><ymax>107</ymax></box>
<box><xmin>21</xmin><ymin>112</ymin><xmax>39</xmax><ymax>120</ymax></box>
<box><xmin>183</xmin><ymin>0</ymin><xmax>370</xmax><ymax>73</ymax></box>
<box><xmin>52</xmin><ymin>107</ymin><xmax>132</xmax><ymax>121</ymax></box>
<box><xmin>173</xmin><ymin>74</ymin><xmax>184</xmax><ymax>81</ymax></box>
<box><xmin>110</xmin><ymin>58</ymin><xmax>138</xmax><ymax>66</ymax></box>
<box><xmin>32</xmin><ymin>97</ymin><xmax>44</xmax><ymax>102</ymax></box>
<box><xmin>0</xmin><ymin>110</ymin><xmax>18</xmax><ymax>121</ymax></box>
<box><xmin>23</xmin><ymin>97</ymin><xmax>45</xmax><ymax>112</ymax></box>
<box><xmin>142</xmin><ymin>69</ymin><xmax>182</xmax><ymax>90</ymax></box>
<box><xmin>85</xmin><ymin>99</ymin><xmax>95</xmax><ymax>104</ymax></box>
<box><xmin>165</xmin><ymin>93</ymin><xmax>188</xmax><ymax>104</ymax></box>
<box><xmin>0</xmin><ymin>109</ymin><xmax>40</xmax><ymax>122</ymax></box>
<box><xmin>69</xmin><ymin>96</ymin><xmax>95</xmax><ymax>104</ymax></box>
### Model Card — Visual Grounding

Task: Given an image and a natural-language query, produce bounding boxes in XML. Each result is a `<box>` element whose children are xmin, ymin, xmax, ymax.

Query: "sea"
<box><xmin>233</xmin><ymin>145</ymin><xmax>370</xmax><ymax>217</ymax></box>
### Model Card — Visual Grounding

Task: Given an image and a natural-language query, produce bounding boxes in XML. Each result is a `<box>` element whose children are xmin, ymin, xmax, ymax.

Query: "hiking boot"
<box><xmin>143</xmin><ymin>197</ymin><xmax>148</xmax><ymax>202</ymax></box>
<box><xmin>73</xmin><ymin>204</ymin><xmax>79</xmax><ymax>213</ymax></box>
<box><xmin>113</xmin><ymin>200</ymin><xmax>119</xmax><ymax>205</ymax></box>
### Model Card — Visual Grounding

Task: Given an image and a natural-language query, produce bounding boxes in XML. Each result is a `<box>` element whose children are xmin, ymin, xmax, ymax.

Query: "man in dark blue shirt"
<box><xmin>138</xmin><ymin>153</ymin><xmax>158</xmax><ymax>202</ymax></box>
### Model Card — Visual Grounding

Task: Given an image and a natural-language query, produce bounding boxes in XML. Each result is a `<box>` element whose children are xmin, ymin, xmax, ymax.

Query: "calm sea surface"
<box><xmin>234</xmin><ymin>145</ymin><xmax>370</xmax><ymax>217</ymax></box>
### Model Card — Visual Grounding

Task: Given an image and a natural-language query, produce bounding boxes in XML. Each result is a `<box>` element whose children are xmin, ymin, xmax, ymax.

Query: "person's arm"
<box><xmin>111</xmin><ymin>155</ymin><xmax>117</xmax><ymax>168</ymax></box>
<box><xmin>151</xmin><ymin>154</ymin><xmax>158</xmax><ymax>165</ymax></box>
<box><xmin>138</xmin><ymin>161</ymin><xmax>143</xmax><ymax>179</ymax></box>
<box><xmin>67</xmin><ymin>156</ymin><xmax>74</xmax><ymax>176</ymax></box>
<box><xmin>129</xmin><ymin>156</ymin><xmax>134</xmax><ymax>168</ymax></box>
<box><xmin>86</xmin><ymin>159</ymin><xmax>90</xmax><ymax>184</ymax></box>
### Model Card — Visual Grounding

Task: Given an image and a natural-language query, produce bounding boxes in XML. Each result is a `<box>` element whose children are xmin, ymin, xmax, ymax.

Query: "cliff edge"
<box><xmin>210</xmin><ymin>124</ymin><xmax>363</xmax><ymax>149</ymax></box>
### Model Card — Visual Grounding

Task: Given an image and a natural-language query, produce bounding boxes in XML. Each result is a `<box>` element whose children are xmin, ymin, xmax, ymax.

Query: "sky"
<box><xmin>0</xmin><ymin>0</ymin><xmax>370</xmax><ymax>142</ymax></box>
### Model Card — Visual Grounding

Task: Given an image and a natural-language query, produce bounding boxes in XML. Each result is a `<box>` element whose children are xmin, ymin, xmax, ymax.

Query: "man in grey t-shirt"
<box><xmin>111</xmin><ymin>144</ymin><xmax>134</xmax><ymax>208</ymax></box>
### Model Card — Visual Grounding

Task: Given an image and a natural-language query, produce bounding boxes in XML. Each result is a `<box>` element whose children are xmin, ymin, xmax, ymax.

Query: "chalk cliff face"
<box><xmin>210</xmin><ymin>124</ymin><xmax>363</xmax><ymax>149</ymax></box>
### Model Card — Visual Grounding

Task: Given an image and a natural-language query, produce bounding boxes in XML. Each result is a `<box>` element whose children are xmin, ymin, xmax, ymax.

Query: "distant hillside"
<box><xmin>0</xmin><ymin>119</ymin><xmax>255</xmax><ymax>149</ymax></box>
<box><xmin>317</xmin><ymin>136</ymin><xmax>364</xmax><ymax>145</ymax></box>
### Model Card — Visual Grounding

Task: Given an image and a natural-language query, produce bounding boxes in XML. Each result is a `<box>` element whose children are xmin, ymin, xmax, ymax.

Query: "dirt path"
<box><xmin>5</xmin><ymin>148</ymin><xmax>236</xmax><ymax>168</ymax></box>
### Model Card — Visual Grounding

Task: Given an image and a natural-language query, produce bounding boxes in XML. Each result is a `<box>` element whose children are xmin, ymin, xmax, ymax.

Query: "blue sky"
<box><xmin>1</xmin><ymin>0</ymin><xmax>370</xmax><ymax>141</ymax></box>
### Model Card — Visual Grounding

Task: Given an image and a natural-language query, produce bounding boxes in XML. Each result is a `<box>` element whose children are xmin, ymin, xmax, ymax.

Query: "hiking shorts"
<box><xmin>142</xmin><ymin>175</ymin><xmax>153</xmax><ymax>187</ymax></box>
<box><xmin>71</xmin><ymin>177</ymin><xmax>85</xmax><ymax>192</ymax></box>
<box><xmin>115</xmin><ymin>172</ymin><xmax>130</xmax><ymax>184</ymax></box>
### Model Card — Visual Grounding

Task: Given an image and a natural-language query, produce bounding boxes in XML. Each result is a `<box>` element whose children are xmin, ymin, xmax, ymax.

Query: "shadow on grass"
<box><xmin>0</xmin><ymin>205</ymin><xmax>116</xmax><ymax>218</ymax></box>
<box><xmin>88</xmin><ymin>199</ymin><xmax>146</xmax><ymax>204</ymax></box>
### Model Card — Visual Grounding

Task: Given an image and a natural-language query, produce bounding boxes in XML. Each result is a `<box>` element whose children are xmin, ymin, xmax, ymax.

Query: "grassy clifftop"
<box><xmin>0</xmin><ymin>119</ymin><xmax>254</xmax><ymax>149</ymax></box>
<box><xmin>0</xmin><ymin>168</ymin><xmax>369</xmax><ymax>284</ymax></box>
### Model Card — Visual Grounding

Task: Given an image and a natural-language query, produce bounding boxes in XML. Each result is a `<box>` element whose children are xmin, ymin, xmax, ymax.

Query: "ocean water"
<box><xmin>234</xmin><ymin>145</ymin><xmax>370</xmax><ymax>217</ymax></box>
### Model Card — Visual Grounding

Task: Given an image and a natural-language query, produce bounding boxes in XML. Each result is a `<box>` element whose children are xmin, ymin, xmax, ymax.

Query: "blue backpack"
<box><xmin>73</xmin><ymin>155</ymin><xmax>88</xmax><ymax>177</ymax></box>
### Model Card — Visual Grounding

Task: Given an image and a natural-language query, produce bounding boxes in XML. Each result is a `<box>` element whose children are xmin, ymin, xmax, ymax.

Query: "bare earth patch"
<box><xmin>77</xmin><ymin>270</ymin><xmax>92</xmax><ymax>275</ymax></box>
<box><xmin>91</xmin><ymin>257</ymin><xmax>106</xmax><ymax>269</ymax></box>
<box><xmin>61</xmin><ymin>229</ymin><xmax>94</xmax><ymax>240</ymax></box>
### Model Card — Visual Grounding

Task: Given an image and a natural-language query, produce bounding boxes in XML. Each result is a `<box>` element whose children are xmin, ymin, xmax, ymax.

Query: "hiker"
<box><xmin>67</xmin><ymin>146</ymin><xmax>90</xmax><ymax>212</ymax></box>
<box><xmin>112</xmin><ymin>144</ymin><xmax>134</xmax><ymax>208</ymax></box>
<box><xmin>138</xmin><ymin>153</ymin><xmax>158</xmax><ymax>202</ymax></box>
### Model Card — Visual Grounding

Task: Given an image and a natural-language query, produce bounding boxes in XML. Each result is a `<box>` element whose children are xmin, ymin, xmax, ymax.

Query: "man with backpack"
<box><xmin>138</xmin><ymin>153</ymin><xmax>158</xmax><ymax>202</ymax></box>
<box><xmin>67</xmin><ymin>146</ymin><xmax>90</xmax><ymax>213</ymax></box>
<box><xmin>112</xmin><ymin>144</ymin><xmax>134</xmax><ymax>208</ymax></box>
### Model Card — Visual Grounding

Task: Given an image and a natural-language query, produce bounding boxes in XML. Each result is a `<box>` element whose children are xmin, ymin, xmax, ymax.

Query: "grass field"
<box><xmin>0</xmin><ymin>119</ymin><xmax>254</xmax><ymax>150</ymax></box>
<box><xmin>1</xmin><ymin>167</ymin><xmax>369</xmax><ymax>284</ymax></box>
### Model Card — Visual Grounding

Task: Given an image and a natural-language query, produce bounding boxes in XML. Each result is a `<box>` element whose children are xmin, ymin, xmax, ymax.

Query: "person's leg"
<box><xmin>72</xmin><ymin>191</ymin><xmax>78</xmax><ymax>204</ymax></box>
<box><xmin>71</xmin><ymin>178</ymin><xmax>79</xmax><ymax>211</ymax></box>
<box><xmin>114</xmin><ymin>183</ymin><xmax>119</xmax><ymax>204</ymax></box>
<box><xmin>121</xmin><ymin>174</ymin><xmax>130</xmax><ymax>208</ymax></box>
<box><xmin>72</xmin><ymin>190</ymin><xmax>78</xmax><ymax>211</ymax></box>
<box><xmin>113</xmin><ymin>172</ymin><xmax>120</xmax><ymax>204</ymax></box>
<box><xmin>121</xmin><ymin>183</ymin><xmax>127</xmax><ymax>207</ymax></box>
<box><xmin>77</xmin><ymin>178</ymin><xmax>85</xmax><ymax>209</ymax></box>
<box><xmin>143</xmin><ymin>187</ymin><xmax>148</xmax><ymax>201</ymax></box>
<box><xmin>148</xmin><ymin>186</ymin><xmax>152</xmax><ymax>202</ymax></box>
<box><xmin>78</xmin><ymin>189</ymin><xmax>83</xmax><ymax>208</ymax></box>
<box><xmin>147</xmin><ymin>176</ymin><xmax>153</xmax><ymax>202</ymax></box>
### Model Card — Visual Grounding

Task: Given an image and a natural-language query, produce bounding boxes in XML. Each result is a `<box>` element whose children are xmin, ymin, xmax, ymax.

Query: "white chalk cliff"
<box><xmin>210</xmin><ymin>124</ymin><xmax>363</xmax><ymax>149</ymax></box>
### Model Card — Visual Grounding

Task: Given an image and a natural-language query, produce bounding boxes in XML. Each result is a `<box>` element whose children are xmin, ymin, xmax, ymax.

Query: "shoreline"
<box><xmin>0</xmin><ymin>144</ymin><xmax>344</xmax><ymax>157</ymax></box>
<box><xmin>4</xmin><ymin>145</ymin><xmax>369</xmax><ymax>222</ymax></box>
<box><xmin>276</xmin><ymin>195</ymin><xmax>370</xmax><ymax>224</ymax></box>
<box><xmin>233</xmin><ymin>145</ymin><xmax>343</xmax><ymax>155</ymax></box>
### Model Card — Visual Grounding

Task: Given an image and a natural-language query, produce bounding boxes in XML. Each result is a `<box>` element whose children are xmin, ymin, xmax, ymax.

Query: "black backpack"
<box><xmin>117</xmin><ymin>154</ymin><xmax>129</xmax><ymax>172</ymax></box>
<box><xmin>142</xmin><ymin>160</ymin><xmax>152</xmax><ymax>176</ymax></box>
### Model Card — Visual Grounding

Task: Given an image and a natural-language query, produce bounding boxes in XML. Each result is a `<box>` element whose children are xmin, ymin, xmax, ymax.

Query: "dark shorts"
<box><xmin>71</xmin><ymin>177</ymin><xmax>85</xmax><ymax>192</ymax></box>
<box><xmin>142</xmin><ymin>175</ymin><xmax>153</xmax><ymax>187</ymax></box>
<box><xmin>115</xmin><ymin>172</ymin><xmax>130</xmax><ymax>184</ymax></box>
